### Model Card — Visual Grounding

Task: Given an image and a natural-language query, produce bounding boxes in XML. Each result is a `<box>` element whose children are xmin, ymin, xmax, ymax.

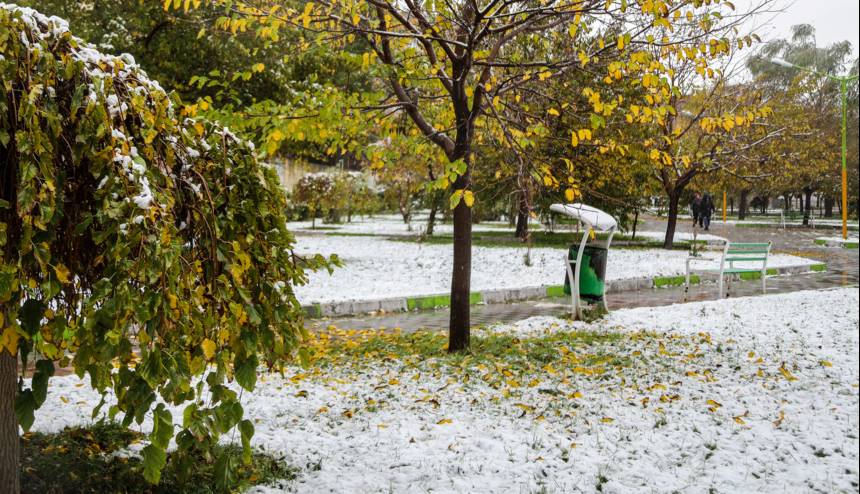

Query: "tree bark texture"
<box><xmin>0</xmin><ymin>350</ymin><xmax>19</xmax><ymax>494</ymax></box>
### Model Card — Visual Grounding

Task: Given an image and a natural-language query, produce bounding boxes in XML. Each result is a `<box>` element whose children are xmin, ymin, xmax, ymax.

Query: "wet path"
<box><xmin>308</xmin><ymin>218</ymin><xmax>858</xmax><ymax>331</ymax></box>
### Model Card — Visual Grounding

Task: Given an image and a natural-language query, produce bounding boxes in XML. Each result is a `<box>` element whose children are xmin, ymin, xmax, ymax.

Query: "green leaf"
<box><xmin>215</xmin><ymin>451</ymin><xmax>236</xmax><ymax>492</ymax></box>
<box><xmin>234</xmin><ymin>355</ymin><xmax>258</xmax><ymax>391</ymax></box>
<box><xmin>142</xmin><ymin>444</ymin><xmax>168</xmax><ymax>484</ymax></box>
<box><xmin>449</xmin><ymin>190</ymin><xmax>463</xmax><ymax>210</ymax></box>
<box><xmin>20</xmin><ymin>299</ymin><xmax>46</xmax><ymax>335</ymax></box>
<box><xmin>31</xmin><ymin>360</ymin><xmax>55</xmax><ymax>407</ymax></box>
<box><xmin>238</xmin><ymin>419</ymin><xmax>254</xmax><ymax>464</ymax></box>
<box><xmin>14</xmin><ymin>389</ymin><xmax>36</xmax><ymax>431</ymax></box>
<box><xmin>150</xmin><ymin>404</ymin><xmax>174</xmax><ymax>449</ymax></box>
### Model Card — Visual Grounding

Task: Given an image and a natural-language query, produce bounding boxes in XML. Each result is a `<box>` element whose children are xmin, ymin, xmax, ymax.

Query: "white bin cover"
<box><xmin>549</xmin><ymin>203</ymin><xmax>617</xmax><ymax>232</ymax></box>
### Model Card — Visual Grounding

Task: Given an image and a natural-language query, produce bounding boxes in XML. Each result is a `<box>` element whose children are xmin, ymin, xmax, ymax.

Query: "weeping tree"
<box><xmin>0</xmin><ymin>6</ymin><xmax>328</xmax><ymax>492</ymax></box>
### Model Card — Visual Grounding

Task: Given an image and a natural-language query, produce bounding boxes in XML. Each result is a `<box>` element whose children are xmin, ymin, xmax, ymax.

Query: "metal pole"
<box><xmin>723</xmin><ymin>190</ymin><xmax>727</xmax><ymax>223</ymax></box>
<box><xmin>841</xmin><ymin>78</ymin><xmax>848</xmax><ymax>240</ymax></box>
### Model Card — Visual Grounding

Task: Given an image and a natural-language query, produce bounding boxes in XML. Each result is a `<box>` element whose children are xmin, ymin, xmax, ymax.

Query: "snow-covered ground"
<box><xmin>289</xmin><ymin>216</ymin><xmax>724</xmax><ymax>242</ymax></box>
<box><xmin>294</xmin><ymin>234</ymin><xmax>816</xmax><ymax>303</ymax></box>
<box><xmin>726</xmin><ymin>218</ymin><xmax>860</xmax><ymax>227</ymax></box>
<box><xmin>31</xmin><ymin>287</ymin><xmax>860</xmax><ymax>492</ymax></box>
<box><xmin>631</xmin><ymin>230</ymin><xmax>726</xmax><ymax>243</ymax></box>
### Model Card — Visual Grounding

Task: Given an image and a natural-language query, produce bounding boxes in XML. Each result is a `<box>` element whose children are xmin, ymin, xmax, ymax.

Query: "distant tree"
<box><xmin>747</xmin><ymin>25</ymin><xmax>858</xmax><ymax>224</ymax></box>
<box><xmin>292</xmin><ymin>173</ymin><xmax>336</xmax><ymax>228</ymax></box>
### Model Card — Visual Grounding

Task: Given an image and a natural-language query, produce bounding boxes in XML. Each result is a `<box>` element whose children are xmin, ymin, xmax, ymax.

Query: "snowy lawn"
<box><xmin>630</xmin><ymin>230</ymin><xmax>726</xmax><ymax>243</ymax></box>
<box><xmin>288</xmin><ymin>214</ymin><xmax>519</xmax><ymax>236</ymax></box>
<box><xmin>288</xmin><ymin>216</ymin><xmax>725</xmax><ymax>243</ymax></box>
<box><xmin>31</xmin><ymin>287</ymin><xmax>859</xmax><ymax>492</ymax></box>
<box><xmin>815</xmin><ymin>236</ymin><xmax>860</xmax><ymax>248</ymax></box>
<box><xmin>294</xmin><ymin>234</ymin><xmax>816</xmax><ymax>303</ymax></box>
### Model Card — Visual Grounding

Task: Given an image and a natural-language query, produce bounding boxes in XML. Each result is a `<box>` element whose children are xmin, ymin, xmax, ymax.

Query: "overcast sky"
<box><xmin>743</xmin><ymin>0</ymin><xmax>859</xmax><ymax>60</ymax></box>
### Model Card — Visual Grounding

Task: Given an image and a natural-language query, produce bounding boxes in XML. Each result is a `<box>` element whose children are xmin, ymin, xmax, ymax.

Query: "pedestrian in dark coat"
<box><xmin>691</xmin><ymin>192</ymin><xmax>703</xmax><ymax>228</ymax></box>
<box><xmin>701</xmin><ymin>192</ymin><xmax>715</xmax><ymax>230</ymax></box>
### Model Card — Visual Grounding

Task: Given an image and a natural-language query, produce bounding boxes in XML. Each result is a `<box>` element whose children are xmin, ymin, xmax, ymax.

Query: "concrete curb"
<box><xmin>302</xmin><ymin>263</ymin><xmax>826</xmax><ymax>318</ymax></box>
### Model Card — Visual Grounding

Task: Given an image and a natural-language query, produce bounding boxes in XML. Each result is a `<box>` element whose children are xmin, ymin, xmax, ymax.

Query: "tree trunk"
<box><xmin>802</xmin><ymin>188</ymin><xmax>813</xmax><ymax>226</ymax></box>
<box><xmin>425</xmin><ymin>191</ymin><xmax>442</xmax><ymax>236</ymax></box>
<box><xmin>514</xmin><ymin>189</ymin><xmax>529</xmax><ymax>241</ymax></box>
<box><xmin>631</xmin><ymin>209</ymin><xmax>639</xmax><ymax>240</ymax></box>
<box><xmin>738</xmin><ymin>190</ymin><xmax>750</xmax><ymax>220</ymax></box>
<box><xmin>663</xmin><ymin>191</ymin><xmax>681</xmax><ymax>249</ymax></box>
<box><xmin>398</xmin><ymin>201</ymin><xmax>411</xmax><ymax>226</ymax></box>
<box><xmin>1</xmin><ymin>350</ymin><xmax>19</xmax><ymax>494</ymax></box>
<box><xmin>824</xmin><ymin>196</ymin><xmax>834</xmax><ymax>218</ymax></box>
<box><xmin>448</xmin><ymin>176</ymin><xmax>472</xmax><ymax>353</ymax></box>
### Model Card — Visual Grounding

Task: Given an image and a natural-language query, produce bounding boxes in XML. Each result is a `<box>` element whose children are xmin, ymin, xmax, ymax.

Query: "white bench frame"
<box><xmin>685</xmin><ymin>241</ymin><xmax>772</xmax><ymax>298</ymax></box>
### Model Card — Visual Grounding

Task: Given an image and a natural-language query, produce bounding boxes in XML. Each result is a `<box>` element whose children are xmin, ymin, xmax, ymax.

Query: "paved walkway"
<box><xmin>307</xmin><ymin>217</ymin><xmax>858</xmax><ymax>332</ymax></box>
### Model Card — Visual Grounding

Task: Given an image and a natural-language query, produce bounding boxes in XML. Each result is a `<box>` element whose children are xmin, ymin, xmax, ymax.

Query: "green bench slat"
<box><xmin>723</xmin><ymin>268</ymin><xmax>764</xmax><ymax>274</ymax></box>
<box><xmin>726</xmin><ymin>249</ymin><xmax>770</xmax><ymax>254</ymax></box>
<box><xmin>727</xmin><ymin>243</ymin><xmax>771</xmax><ymax>247</ymax></box>
<box><xmin>725</xmin><ymin>256</ymin><xmax>768</xmax><ymax>262</ymax></box>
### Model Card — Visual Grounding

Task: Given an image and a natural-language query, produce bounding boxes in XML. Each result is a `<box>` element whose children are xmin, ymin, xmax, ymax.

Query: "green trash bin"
<box><xmin>563</xmin><ymin>244</ymin><xmax>608</xmax><ymax>302</ymax></box>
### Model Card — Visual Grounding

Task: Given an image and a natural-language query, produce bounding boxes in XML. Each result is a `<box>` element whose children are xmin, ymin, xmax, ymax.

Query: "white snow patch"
<box><xmin>30</xmin><ymin>288</ymin><xmax>860</xmax><ymax>493</ymax></box>
<box><xmin>293</xmin><ymin>234</ymin><xmax>817</xmax><ymax>304</ymax></box>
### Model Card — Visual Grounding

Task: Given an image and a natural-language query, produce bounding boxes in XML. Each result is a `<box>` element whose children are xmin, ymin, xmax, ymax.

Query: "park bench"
<box><xmin>685</xmin><ymin>241</ymin><xmax>772</xmax><ymax>298</ymax></box>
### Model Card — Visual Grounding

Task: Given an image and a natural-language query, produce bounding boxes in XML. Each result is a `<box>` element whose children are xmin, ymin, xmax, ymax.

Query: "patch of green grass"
<box><xmin>21</xmin><ymin>421</ymin><xmax>295</xmax><ymax>494</ymax></box>
<box><xmin>653</xmin><ymin>275</ymin><xmax>693</xmax><ymax>287</ymax></box>
<box><xmin>814</xmin><ymin>238</ymin><xmax>827</xmax><ymax>246</ymax></box>
<box><xmin>391</xmin><ymin>230</ymin><xmax>692</xmax><ymax>250</ymax></box>
<box><xmin>406</xmin><ymin>294</ymin><xmax>451</xmax><ymax>310</ymax></box>
<box><xmin>545</xmin><ymin>285</ymin><xmax>566</xmax><ymax>297</ymax></box>
<box><xmin>810</xmin><ymin>264</ymin><xmax>826</xmax><ymax>272</ymax></box>
<box><xmin>844</xmin><ymin>242</ymin><xmax>859</xmax><ymax>249</ymax></box>
<box><xmin>302</xmin><ymin>225</ymin><xmax>340</xmax><ymax>231</ymax></box>
<box><xmin>738</xmin><ymin>271</ymin><xmax>763</xmax><ymax>281</ymax></box>
<box><xmin>405</xmin><ymin>292</ymin><xmax>482</xmax><ymax>310</ymax></box>
<box><xmin>326</xmin><ymin>232</ymin><xmax>382</xmax><ymax>237</ymax></box>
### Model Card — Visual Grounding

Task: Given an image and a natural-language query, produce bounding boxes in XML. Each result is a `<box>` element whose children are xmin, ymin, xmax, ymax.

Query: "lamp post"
<box><xmin>771</xmin><ymin>57</ymin><xmax>858</xmax><ymax>240</ymax></box>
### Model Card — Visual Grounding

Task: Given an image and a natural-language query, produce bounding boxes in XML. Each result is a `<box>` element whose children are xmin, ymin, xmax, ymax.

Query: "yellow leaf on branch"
<box><xmin>201</xmin><ymin>338</ymin><xmax>216</xmax><ymax>361</ymax></box>
<box><xmin>0</xmin><ymin>327</ymin><xmax>20</xmax><ymax>355</ymax></box>
<box><xmin>54</xmin><ymin>263</ymin><xmax>72</xmax><ymax>284</ymax></box>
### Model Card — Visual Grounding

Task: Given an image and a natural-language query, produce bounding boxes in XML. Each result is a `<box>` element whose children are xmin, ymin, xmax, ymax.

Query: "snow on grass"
<box><xmin>726</xmin><ymin>218</ymin><xmax>859</xmax><ymax>227</ymax></box>
<box><xmin>294</xmin><ymin>234</ymin><xmax>817</xmax><ymax>303</ymax></box>
<box><xmin>31</xmin><ymin>287</ymin><xmax>860</xmax><ymax>492</ymax></box>
<box><xmin>816</xmin><ymin>236</ymin><xmax>860</xmax><ymax>242</ymax></box>
<box><xmin>631</xmin><ymin>230</ymin><xmax>727</xmax><ymax>243</ymax></box>
<box><xmin>815</xmin><ymin>236</ymin><xmax>860</xmax><ymax>249</ymax></box>
<box><xmin>288</xmin><ymin>213</ymin><xmax>518</xmax><ymax>236</ymax></box>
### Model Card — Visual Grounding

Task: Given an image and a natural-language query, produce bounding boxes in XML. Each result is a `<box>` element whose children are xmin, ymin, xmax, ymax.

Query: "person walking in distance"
<box><xmin>691</xmin><ymin>192</ymin><xmax>703</xmax><ymax>229</ymax></box>
<box><xmin>701</xmin><ymin>192</ymin><xmax>715</xmax><ymax>231</ymax></box>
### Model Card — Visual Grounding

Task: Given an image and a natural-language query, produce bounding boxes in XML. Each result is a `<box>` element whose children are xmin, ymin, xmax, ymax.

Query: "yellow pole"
<box><xmin>723</xmin><ymin>190</ymin><xmax>727</xmax><ymax>223</ymax></box>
